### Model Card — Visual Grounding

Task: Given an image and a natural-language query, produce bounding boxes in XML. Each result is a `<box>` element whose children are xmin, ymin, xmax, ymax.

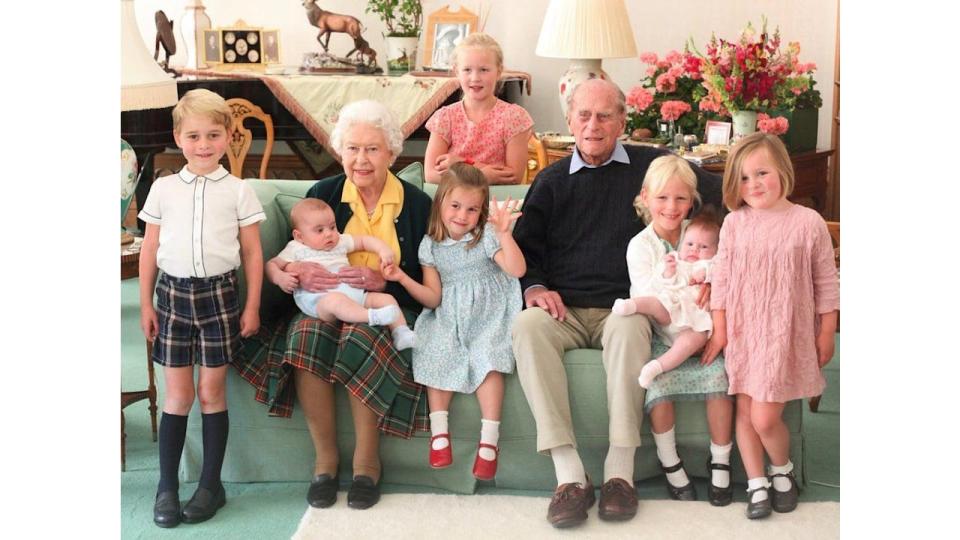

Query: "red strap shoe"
<box><xmin>429</xmin><ymin>434</ymin><xmax>453</xmax><ymax>469</ymax></box>
<box><xmin>472</xmin><ymin>443</ymin><xmax>499</xmax><ymax>481</ymax></box>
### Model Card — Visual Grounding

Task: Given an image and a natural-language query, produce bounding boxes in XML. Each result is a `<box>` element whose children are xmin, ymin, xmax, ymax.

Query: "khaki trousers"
<box><xmin>512</xmin><ymin>306</ymin><xmax>653</xmax><ymax>453</ymax></box>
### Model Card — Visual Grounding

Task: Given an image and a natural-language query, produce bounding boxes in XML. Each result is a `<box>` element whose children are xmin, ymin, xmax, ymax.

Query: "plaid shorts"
<box><xmin>152</xmin><ymin>270</ymin><xmax>241</xmax><ymax>368</ymax></box>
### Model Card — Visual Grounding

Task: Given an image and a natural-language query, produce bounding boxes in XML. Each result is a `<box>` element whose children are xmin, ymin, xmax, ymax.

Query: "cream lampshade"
<box><xmin>535</xmin><ymin>0</ymin><xmax>637</xmax><ymax>114</ymax></box>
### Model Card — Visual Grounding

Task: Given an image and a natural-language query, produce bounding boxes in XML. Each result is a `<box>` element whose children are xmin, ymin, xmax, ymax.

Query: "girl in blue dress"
<box><xmin>383</xmin><ymin>162</ymin><xmax>525</xmax><ymax>480</ymax></box>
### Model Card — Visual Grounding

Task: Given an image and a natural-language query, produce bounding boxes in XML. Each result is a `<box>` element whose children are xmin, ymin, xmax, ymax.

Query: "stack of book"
<box><xmin>681</xmin><ymin>149</ymin><xmax>725</xmax><ymax>166</ymax></box>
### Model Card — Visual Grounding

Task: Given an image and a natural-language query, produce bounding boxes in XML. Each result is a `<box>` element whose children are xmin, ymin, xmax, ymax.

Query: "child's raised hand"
<box><xmin>381</xmin><ymin>262</ymin><xmax>406</xmax><ymax>282</ymax></box>
<box><xmin>488</xmin><ymin>196</ymin><xmax>522</xmax><ymax>234</ymax></box>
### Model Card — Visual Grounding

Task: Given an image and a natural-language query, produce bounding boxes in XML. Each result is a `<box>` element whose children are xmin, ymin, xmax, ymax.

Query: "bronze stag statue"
<box><xmin>302</xmin><ymin>0</ymin><xmax>363</xmax><ymax>53</ymax></box>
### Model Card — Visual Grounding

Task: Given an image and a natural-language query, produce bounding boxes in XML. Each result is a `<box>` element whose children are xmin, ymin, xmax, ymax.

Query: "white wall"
<box><xmin>132</xmin><ymin>0</ymin><xmax>837</xmax><ymax>147</ymax></box>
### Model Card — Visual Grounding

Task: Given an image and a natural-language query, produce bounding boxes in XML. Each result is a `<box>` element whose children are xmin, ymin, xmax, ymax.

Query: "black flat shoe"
<box><xmin>153</xmin><ymin>490</ymin><xmax>181</xmax><ymax>528</ymax></box>
<box><xmin>770</xmin><ymin>471</ymin><xmax>799</xmax><ymax>513</ymax></box>
<box><xmin>347</xmin><ymin>475</ymin><xmax>380</xmax><ymax>509</ymax></box>
<box><xmin>706</xmin><ymin>458</ymin><xmax>733</xmax><ymax>507</ymax></box>
<box><xmin>745</xmin><ymin>486</ymin><xmax>772</xmax><ymax>519</ymax></box>
<box><xmin>661</xmin><ymin>460</ymin><xmax>697</xmax><ymax>501</ymax></box>
<box><xmin>307</xmin><ymin>473</ymin><xmax>339</xmax><ymax>508</ymax></box>
<box><xmin>181</xmin><ymin>484</ymin><xmax>226</xmax><ymax>523</ymax></box>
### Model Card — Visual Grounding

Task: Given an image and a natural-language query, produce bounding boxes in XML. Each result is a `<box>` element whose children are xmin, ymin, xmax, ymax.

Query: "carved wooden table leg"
<box><xmin>121</xmin><ymin>410</ymin><xmax>127</xmax><ymax>472</ymax></box>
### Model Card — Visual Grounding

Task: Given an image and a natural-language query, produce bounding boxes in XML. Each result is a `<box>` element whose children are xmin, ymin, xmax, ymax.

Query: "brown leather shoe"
<box><xmin>598</xmin><ymin>478</ymin><xmax>638</xmax><ymax>521</ymax></box>
<box><xmin>546</xmin><ymin>475</ymin><xmax>596</xmax><ymax>528</ymax></box>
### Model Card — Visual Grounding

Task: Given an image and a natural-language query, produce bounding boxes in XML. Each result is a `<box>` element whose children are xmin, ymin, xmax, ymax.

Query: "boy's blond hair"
<box><xmin>633</xmin><ymin>154</ymin><xmax>700</xmax><ymax>224</ymax></box>
<box><xmin>290</xmin><ymin>198</ymin><xmax>333</xmax><ymax>231</ymax></box>
<box><xmin>452</xmin><ymin>32</ymin><xmax>504</xmax><ymax>71</ymax></box>
<box><xmin>722</xmin><ymin>132</ymin><xmax>795</xmax><ymax>211</ymax></box>
<box><xmin>172</xmin><ymin>88</ymin><xmax>232</xmax><ymax>134</ymax></box>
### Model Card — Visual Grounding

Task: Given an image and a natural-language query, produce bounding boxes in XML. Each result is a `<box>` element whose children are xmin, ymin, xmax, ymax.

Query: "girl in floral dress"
<box><xmin>382</xmin><ymin>163</ymin><xmax>525</xmax><ymax>480</ymax></box>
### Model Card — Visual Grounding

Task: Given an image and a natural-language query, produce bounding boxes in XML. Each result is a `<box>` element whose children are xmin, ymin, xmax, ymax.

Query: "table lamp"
<box><xmin>535</xmin><ymin>0</ymin><xmax>637</xmax><ymax>114</ymax></box>
<box><xmin>120</xmin><ymin>0</ymin><xmax>178</xmax><ymax>239</ymax></box>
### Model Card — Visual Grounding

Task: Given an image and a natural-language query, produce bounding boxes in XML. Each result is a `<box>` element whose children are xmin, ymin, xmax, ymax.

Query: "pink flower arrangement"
<box><xmin>626</xmin><ymin>86</ymin><xmax>654</xmax><ymax>112</ymax></box>
<box><xmin>756</xmin><ymin>112</ymin><xmax>789</xmax><ymax>135</ymax></box>
<box><xmin>660</xmin><ymin>100</ymin><xmax>692</xmax><ymax>122</ymax></box>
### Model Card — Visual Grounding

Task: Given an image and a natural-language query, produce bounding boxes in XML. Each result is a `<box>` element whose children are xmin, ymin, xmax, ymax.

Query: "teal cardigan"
<box><xmin>305</xmin><ymin>173</ymin><xmax>432</xmax><ymax>312</ymax></box>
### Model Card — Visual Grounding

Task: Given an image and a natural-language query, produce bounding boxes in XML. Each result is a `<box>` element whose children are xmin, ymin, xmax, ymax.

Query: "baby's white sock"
<box><xmin>611</xmin><ymin>298</ymin><xmax>637</xmax><ymax>316</ymax></box>
<box><xmin>478</xmin><ymin>419</ymin><xmax>500</xmax><ymax>460</ymax></box>
<box><xmin>429</xmin><ymin>411</ymin><xmax>449</xmax><ymax>450</ymax></box>
<box><xmin>709</xmin><ymin>441</ymin><xmax>733</xmax><ymax>488</ymax></box>
<box><xmin>392</xmin><ymin>325</ymin><xmax>416</xmax><ymax>350</ymax></box>
<box><xmin>368</xmin><ymin>305</ymin><xmax>399</xmax><ymax>326</ymax></box>
<box><xmin>603</xmin><ymin>445</ymin><xmax>636</xmax><ymax>486</ymax></box>
<box><xmin>652</xmin><ymin>427</ymin><xmax>689</xmax><ymax>488</ymax></box>
<box><xmin>638</xmin><ymin>359</ymin><xmax>664</xmax><ymax>388</ymax></box>
<box><xmin>747</xmin><ymin>477</ymin><xmax>771</xmax><ymax>502</ymax></box>
<box><xmin>769</xmin><ymin>460</ymin><xmax>794</xmax><ymax>492</ymax></box>
<box><xmin>550</xmin><ymin>445</ymin><xmax>586</xmax><ymax>487</ymax></box>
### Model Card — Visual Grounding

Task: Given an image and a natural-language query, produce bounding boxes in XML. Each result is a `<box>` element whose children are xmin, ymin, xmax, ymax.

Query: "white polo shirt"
<box><xmin>139</xmin><ymin>165</ymin><xmax>266</xmax><ymax>278</ymax></box>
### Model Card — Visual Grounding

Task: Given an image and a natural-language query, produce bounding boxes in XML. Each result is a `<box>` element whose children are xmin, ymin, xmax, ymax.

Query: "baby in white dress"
<box><xmin>612</xmin><ymin>215</ymin><xmax>720</xmax><ymax>388</ymax></box>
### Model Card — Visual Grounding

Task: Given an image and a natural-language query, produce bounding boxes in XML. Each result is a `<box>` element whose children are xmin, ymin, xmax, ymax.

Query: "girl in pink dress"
<box><xmin>702</xmin><ymin>133</ymin><xmax>839</xmax><ymax>520</ymax></box>
<box><xmin>424</xmin><ymin>33</ymin><xmax>533</xmax><ymax>185</ymax></box>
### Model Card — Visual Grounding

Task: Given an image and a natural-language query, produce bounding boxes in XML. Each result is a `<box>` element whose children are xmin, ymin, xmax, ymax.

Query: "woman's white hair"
<box><xmin>329</xmin><ymin>100</ymin><xmax>404</xmax><ymax>161</ymax></box>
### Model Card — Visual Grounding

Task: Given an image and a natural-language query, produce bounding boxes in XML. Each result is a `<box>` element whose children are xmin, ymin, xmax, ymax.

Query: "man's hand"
<box><xmin>338</xmin><ymin>265</ymin><xmax>386</xmax><ymax>291</ymax></box>
<box><xmin>296</xmin><ymin>261</ymin><xmax>340</xmax><ymax>293</ymax></box>
<box><xmin>524</xmin><ymin>287</ymin><xmax>567</xmax><ymax>321</ymax></box>
<box><xmin>140</xmin><ymin>305</ymin><xmax>159</xmax><ymax>341</ymax></box>
<box><xmin>239</xmin><ymin>307</ymin><xmax>260</xmax><ymax>337</ymax></box>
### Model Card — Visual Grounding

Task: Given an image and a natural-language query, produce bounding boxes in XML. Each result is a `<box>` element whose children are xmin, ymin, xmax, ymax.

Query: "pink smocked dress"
<box><xmin>425</xmin><ymin>99</ymin><xmax>533</xmax><ymax>167</ymax></box>
<box><xmin>710</xmin><ymin>204</ymin><xmax>839</xmax><ymax>402</ymax></box>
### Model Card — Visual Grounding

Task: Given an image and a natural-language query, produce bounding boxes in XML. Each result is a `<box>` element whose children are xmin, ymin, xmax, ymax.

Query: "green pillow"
<box><xmin>275</xmin><ymin>193</ymin><xmax>303</xmax><ymax>232</ymax></box>
<box><xmin>395</xmin><ymin>161</ymin><xmax>424</xmax><ymax>190</ymax></box>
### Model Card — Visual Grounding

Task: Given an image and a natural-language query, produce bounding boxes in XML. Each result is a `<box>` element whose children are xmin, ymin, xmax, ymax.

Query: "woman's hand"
<box><xmin>488</xmin><ymin>196</ymin><xmax>522</xmax><ymax>235</ymax></box>
<box><xmin>295</xmin><ymin>261</ymin><xmax>340</xmax><ymax>293</ymax></box>
<box><xmin>338</xmin><ymin>265</ymin><xmax>386</xmax><ymax>292</ymax></box>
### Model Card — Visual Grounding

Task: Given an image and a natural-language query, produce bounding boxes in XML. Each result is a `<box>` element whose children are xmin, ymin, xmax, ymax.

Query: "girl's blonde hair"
<box><xmin>452</xmin><ymin>32</ymin><xmax>504</xmax><ymax>71</ymax></box>
<box><xmin>633</xmin><ymin>154</ymin><xmax>700</xmax><ymax>223</ymax></box>
<box><xmin>722</xmin><ymin>132</ymin><xmax>795</xmax><ymax>211</ymax></box>
<box><xmin>172</xmin><ymin>89</ymin><xmax>232</xmax><ymax>134</ymax></box>
<box><xmin>427</xmin><ymin>162</ymin><xmax>489</xmax><ymax>249</ymax></box>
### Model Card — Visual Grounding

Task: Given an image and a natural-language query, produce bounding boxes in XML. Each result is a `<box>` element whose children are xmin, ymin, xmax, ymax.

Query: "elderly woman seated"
<box><xmin>240</xmin><ymin>99</ymin><xmax>432</xmax><ymax>510</ymax></box>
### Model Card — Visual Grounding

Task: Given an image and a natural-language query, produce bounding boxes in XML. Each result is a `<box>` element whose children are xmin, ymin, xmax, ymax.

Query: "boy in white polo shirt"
<box><xmin>138</xmin><ymin>88</ymin><xmax>266</xmax><ymax>529</ymax></box>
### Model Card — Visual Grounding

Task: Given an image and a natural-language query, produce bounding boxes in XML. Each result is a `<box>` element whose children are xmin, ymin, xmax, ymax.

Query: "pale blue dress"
<box><xmin>412</xmin><ymin>224</ymin><xmax>521</xmax><ymax>393</ymax></box>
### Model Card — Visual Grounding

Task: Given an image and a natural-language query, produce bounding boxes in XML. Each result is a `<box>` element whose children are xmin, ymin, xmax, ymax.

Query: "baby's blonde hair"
<box><xmin>452</xmin><ymin>32</ymin><xmax>504</xmax><ymax>71</ymax></box>
<box><xmin>290</xmin><ymin>198</ymin><xmax>333</xmax><ymax>231</ymax></box>
<box><xmin>722</xmin><ymin>132</ymin><xmax>795</xmax><ymax>211</ymax></box>
<box><xmin>172</xmin><ymin>88</ymin><xmax>232</xmax><ymax>134</ymax></box>
<box><xmin>633</xmin><ymin>154</ymin><xmax>700</xmax><ymax>223</ymax></box>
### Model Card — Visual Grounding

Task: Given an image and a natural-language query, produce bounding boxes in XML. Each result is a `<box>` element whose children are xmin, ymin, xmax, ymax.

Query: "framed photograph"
<box><xmin>705</xmin><ymin>121</ymin><xmax>732</xmax><ymax>145</ymax></box>
<box><xmin>261</xmin><ymin>30</ymin><xmax>281</xmax><ymax>64</ymax></box>
<box><xmin>203</xmin><ymin>29</ymin><xmax>222</xmax><ymax>64</ymax></box>
<box><xmin>423</xmin><ymin>6</ymin><xmax>478</xmax><ymax>70</ymax></box>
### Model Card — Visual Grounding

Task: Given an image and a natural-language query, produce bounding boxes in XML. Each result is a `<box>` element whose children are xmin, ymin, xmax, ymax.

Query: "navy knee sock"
<box><xmin>199</xmin><ymin>410</ymin><xmax>229</xmax><ymax>491</ymax></box>
<box><xmin>157</xmin><ymin>412</ymin><xmax>189</xmax><ymax>494</ymax></box>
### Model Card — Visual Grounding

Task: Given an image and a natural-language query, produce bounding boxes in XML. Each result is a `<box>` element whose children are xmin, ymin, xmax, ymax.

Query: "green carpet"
<box><xmin>120</xmin><ymin>279</ymin><xmax>839</xmax><ymax>539</ymax></box>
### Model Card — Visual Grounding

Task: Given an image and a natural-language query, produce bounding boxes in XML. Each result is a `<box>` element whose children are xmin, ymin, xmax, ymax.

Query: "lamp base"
<box><xmin>557</xmin><ymin>59</ymin><xmax>607</xmax><ymax>114</ymax></box>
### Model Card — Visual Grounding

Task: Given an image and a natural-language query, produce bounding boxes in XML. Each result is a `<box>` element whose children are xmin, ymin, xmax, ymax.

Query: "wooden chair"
<box><xmin>225</xmin><ymin>98</ymin><xmax>274</xmax><ymax>179</ymax></box>
<box><xmin>524</xmin><ymin>133</ymin><xmax>547</xmax><ymax>184</ymax></box>
<box><xmin>809</xmin><ymin>220</ymin><xmax>839</xmax><ymax>413</ymax></box>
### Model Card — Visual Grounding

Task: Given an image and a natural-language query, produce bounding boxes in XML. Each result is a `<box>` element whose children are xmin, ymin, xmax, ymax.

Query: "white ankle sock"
<box><xmin>768</xmin><ymin>460</ymin><xmax>794</xmax><ymax>492</ymax></box>
<box><xmin>429</xmin><ymin>411</ymin><xmax>449</xmax><ymax>450</ymax></box>
<box><xmin>611</xmin><ymin>298</ymin><xmax>636</xmax><ymax>316</ymax></box>
<box><xmin>747</xmin><ymin>477</ymin><xmax>771</xmax><ymax>502</ymax></box>
<box><xmin>478</xmin><ymin>419</ymin><xmax>500</xmax><ymax>460</ymax></box>
<box><xmin>550</xmin><ymin>445</ymin><xmax>586</xmax><ymax>486</ymax></box>
<box><xmin>368</xmin><ymin>305</ymin><xmax>399</xmax><ymax>326</ymax></box>
<box><xmin>392</xmin><ymin>325</ymin><xmax>416</xmax><ymax>350</ymax></box>
<box><xmin>709</xmin><ymin>441</ymin><xmax>733</xmax><ymax>488</ymax></box>
<box><xmin>603</xmin><ymin>445</ymin><xmax>636</xmax><ymax>486</ymax></box>
<box><xmin>652</xmin><ymin>427</ymin><xmax>689</xmax><ymax>488</ymax></box>
<box><xmin>638</xmin><ymin>359</ymin><xmax>664</xmax><ymax>388</ymax></box>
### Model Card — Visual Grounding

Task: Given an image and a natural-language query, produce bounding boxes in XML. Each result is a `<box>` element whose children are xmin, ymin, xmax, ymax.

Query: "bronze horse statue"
<box><xmin>302</xmin><ymin>0</ymin><xmax>363</xmax><ymax>53</ymax></box>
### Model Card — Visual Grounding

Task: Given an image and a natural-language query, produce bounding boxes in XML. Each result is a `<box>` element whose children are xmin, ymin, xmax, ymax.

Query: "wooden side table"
<box><xmin>121</xmin><ymin>239</ymin><xmax>158</xmax><ymax>471</ymax></box>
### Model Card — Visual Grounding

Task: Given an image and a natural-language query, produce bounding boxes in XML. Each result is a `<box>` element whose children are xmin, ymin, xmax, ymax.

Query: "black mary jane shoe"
<box><xmin>706</xmin><ymin>458</ymin><xmax>734</xmax><ymax>507</ymax></box>
<box><xmin>347</xmin><ymin>475</ymin><xmax>381</xmax><ymax>510</ymax></box>
<box><xmin>181</xmin><ymin>484</ymin><xmax>227</xmax><ymax>524</ymax></box>
<box><xmin>153</xmin><ymin>490</ymin><xmax>181</xmax><ymax>528</ymax></box>
<box><xmin>661</xmin><ymin>460</ymin><xmax>697</xmax><ymax>501</ymax></box>
<box><xmin>745</xmin><ymin>486</ymin><xmax>773</xmax><ymax>520</ymax></box>
<box><xmin>307</xmin><ymin>473</ymin><xmax>340</xmax><ymax>508</ymax></box>
<box><xmin>770</xmin><ymin>471</ymin><xmax>799</xmax><ymax>513</ymax></box>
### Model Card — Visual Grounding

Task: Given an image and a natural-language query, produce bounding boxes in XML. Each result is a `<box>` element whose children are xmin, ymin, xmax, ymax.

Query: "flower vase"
<box><xmin>732</xmin><ymin>110</ymin><xmax>758</xmax><ymax>141</ymax></box>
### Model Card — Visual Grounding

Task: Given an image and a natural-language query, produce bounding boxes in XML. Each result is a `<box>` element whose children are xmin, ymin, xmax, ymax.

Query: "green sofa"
<box><xmin>180</xmin><ymin>165</ymin><xmax>805</xmax><ymax>494</ymax></box>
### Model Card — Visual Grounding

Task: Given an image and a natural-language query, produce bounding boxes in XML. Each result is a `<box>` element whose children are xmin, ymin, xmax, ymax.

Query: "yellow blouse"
<box><xmin>341</xmin><ymin>171</ymin><xmax>404</xmax><ymax>269</ymax></box>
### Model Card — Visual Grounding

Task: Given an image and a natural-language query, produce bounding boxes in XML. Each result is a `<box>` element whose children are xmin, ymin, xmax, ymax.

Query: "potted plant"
<box><xmin>366</xmin><ymin>0</ymin><xmax>423</xmax><ymax>73</ymax></box>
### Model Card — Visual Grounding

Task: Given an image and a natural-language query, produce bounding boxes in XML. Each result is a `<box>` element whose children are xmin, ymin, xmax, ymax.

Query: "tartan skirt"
<box><xmin>236</xmin><ymin>307</ymin><xmax>429</xmax><ymax>438</ymax></box>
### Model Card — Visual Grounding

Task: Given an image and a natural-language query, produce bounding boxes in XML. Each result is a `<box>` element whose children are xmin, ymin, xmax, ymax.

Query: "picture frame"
<box><xmin>705</xmin><ymin>120</ymin><xmax>732</xmax><ymax>145</ymax></box>
<box><xmin>261</xmin><ymin>30</ymin><xmax>281</xmax><ymax>64</ymax></box>
<box><xmin>423</xmin><ymin>6</ymin><xmax>479</xmax><ymax>70</ymax></box>
<box><xmin>203</xmin><ymin>29</ymin><xmax>222</xmax><ymax>64</ymax></box>
<box><xmin>202</xmin><ymin>21</ymin><xmax>280</xmax><ymax>68</ymax></box>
